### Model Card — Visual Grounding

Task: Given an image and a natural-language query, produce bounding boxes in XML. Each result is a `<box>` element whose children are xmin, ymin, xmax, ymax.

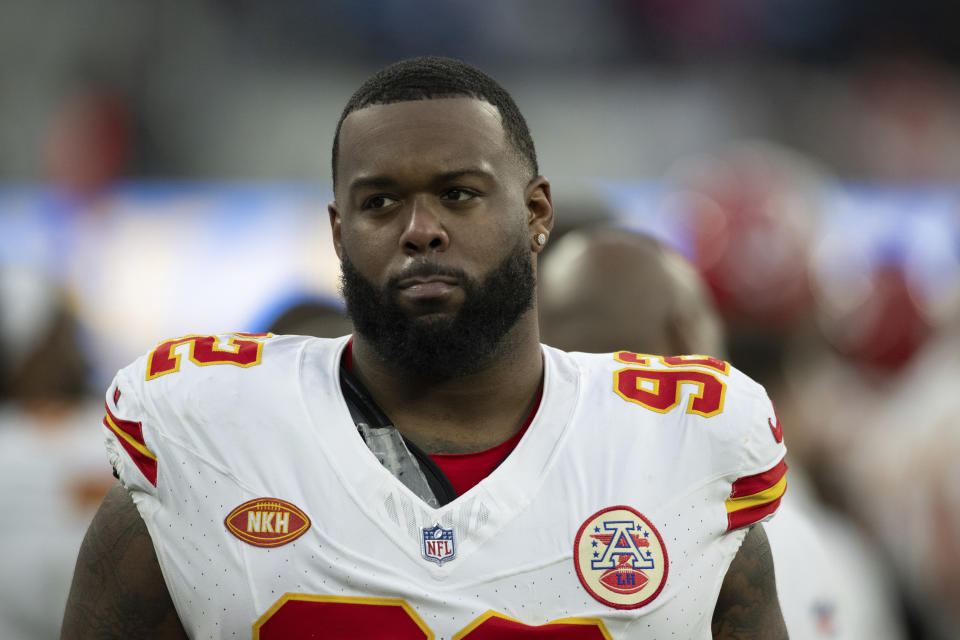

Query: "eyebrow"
<box><xmin>347</xmin><ymin>175</ymin><xmax>397</xmax><ymax>193</ymax></box>
<box><xmin>347</xmin><ymin>168</ymin><xmax>495</xmax><ymax>193</ymax></box>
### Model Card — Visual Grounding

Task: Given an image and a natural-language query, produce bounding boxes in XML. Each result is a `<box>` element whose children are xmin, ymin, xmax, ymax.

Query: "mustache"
<box><xmin>388</xmin><ymin>261</ymin><xmax>469</xmax><ymax>287</ymax></box>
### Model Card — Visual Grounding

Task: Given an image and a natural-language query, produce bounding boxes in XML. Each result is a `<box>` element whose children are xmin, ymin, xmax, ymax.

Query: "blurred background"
<box><xmin>1</xmin><ymin>0</ymin><xmax>959</xmax><ymax>638</ymax></box>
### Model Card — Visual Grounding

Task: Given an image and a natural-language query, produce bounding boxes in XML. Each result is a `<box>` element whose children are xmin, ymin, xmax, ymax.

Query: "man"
<box><xmin>62</xmin><ymin>57</ymin><xmax>788</xmax><ymax>639</ymax></box>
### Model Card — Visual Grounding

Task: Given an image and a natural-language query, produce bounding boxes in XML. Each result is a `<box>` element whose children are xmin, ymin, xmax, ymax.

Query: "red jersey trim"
<box><xmin>729</xmin><ymin>459</ymin><xmax>788</xmax><ymax>498</ymax></box>
<box><xmin>725</xmin><ymin>459</ymin><xmax>787</xmax><ymax>532</ymax></box>
<box><xmin>726</xmin><ymin>496</ymin><xmax>783</xmax><ymax>532</ymax></box>
<box><xmin>344</xmin><ymin>336</ymin><xmax>354</xmax><ymax>371</ymax></box>
<box><xmin>104</xmin><ymin>402</ymin><xmax>158</xmax><ymax>487</ymax></box>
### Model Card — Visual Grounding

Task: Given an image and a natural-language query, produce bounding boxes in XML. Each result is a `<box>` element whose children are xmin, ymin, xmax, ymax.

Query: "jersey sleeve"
<box><xmin>102</xmin><ymin>355</ymin><xmax>161</xmax><ymax>498</ymax></box>
<box><xmin>720</xmin><ymin>370</ymin><xmax>788</xmax><ymax>532</ymax></box>
<box><xmin>101</xmin><ymin>332</ymin><xmax>295</xmax><ymax>502</ymax></box>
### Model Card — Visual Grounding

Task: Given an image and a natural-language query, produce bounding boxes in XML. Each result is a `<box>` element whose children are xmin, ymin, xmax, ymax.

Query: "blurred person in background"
<box><xmin>783</xmin><ymin>230</ymin><xmax>960</xmax><ymax>639</ymax></box>
<box><xmin>538</xmin><ymin>228</ymin><xmax>724</xmax><ymax>358</ymax></box>
<box><xmin>667</xmin><ymin>140</ymin><xmax>960</xmax><ymax>640</ymax></box>
<box><xmin>42</xmin><ymin>87</ymin><xmax>134</xmax><ymax>199</ymax></box>
<box><xmin>647</xmin><ymin>141</ymin><xmax>833</xmax><ymax>505</ymax></box>
<box><xmin>644</xmin><ymin>139</ymin><xmax>959</xmax><ymax>637</ymax></box>
<box><xmin>258</xmin><ymin>294</ymin><xmax>353</xmax><ymax>338</ymax></box>
<box><xmin>63</xmin><ymin>56</ymin><xmax>790</xmax><ymax>639</ymax></box>
<box><xmin>0</xmin><ymin>266</ymin><xmax>112</xmax><ymax>640</ymax></box>
<box><xmin>539</xmin><ymin>227</ymin><xmax>908</xmax><ymax>640</ymax></box>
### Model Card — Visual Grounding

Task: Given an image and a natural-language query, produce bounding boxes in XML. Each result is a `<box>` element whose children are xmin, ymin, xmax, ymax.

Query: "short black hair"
<box><xmin>332</xmin><ymin>56</ymin><xmax>538</xmax><ymax>186</ymax></box>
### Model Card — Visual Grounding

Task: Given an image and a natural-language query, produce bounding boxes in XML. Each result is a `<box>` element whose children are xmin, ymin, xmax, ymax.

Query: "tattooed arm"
<box><xmin>61</xmin><ymin>482</ymin><xmax>188</xmax><ymax>639</ymax></box>
<box><xmin>712</xmin><ymin>524</ymin><xmax>789</xmax><ymax>639</ymax></box>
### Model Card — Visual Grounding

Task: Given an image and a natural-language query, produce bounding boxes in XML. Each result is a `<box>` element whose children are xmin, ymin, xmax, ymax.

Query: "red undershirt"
<box><xmin>343</xmin><ymin>339</ymin><xmax>542</xmax><ymax>495</ymax></box>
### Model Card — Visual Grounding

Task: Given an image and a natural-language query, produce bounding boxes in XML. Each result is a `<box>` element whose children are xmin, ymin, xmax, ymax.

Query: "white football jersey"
<box><xmin>103</xmin><ymin>333</ymin><xmax>787</xmax><ymax>639</ymax></box>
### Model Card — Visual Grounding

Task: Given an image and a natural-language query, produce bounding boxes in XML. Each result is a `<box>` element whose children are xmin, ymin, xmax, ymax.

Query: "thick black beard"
<box><xmin>340</xmin><ymin>238</ymin><xmax>536</xmax><ymax>381</ymax></box>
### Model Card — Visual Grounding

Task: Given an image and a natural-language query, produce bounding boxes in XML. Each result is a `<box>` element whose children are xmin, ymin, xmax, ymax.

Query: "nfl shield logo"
<box><xmin>421</xmin><ymin>523</ymin><xmax>456</xmax><ymax>565</ymax></box>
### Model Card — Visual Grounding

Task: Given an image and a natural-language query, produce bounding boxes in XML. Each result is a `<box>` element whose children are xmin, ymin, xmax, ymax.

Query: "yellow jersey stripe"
<box><xmin>104</xmin><ymin>413</ymin><xmax>158</xmax><ymax>462</ymax></box>
<box><xmin>725</xmin><ymin>475</ymin><xmax>787</xmax><ymax>513</ymax></box>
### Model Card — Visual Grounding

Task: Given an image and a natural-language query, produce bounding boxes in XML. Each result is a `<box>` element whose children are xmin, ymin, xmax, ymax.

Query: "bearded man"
<box><xmin>62</xmin><ymin>57</ymin><xmax>788</xmax><ymax>639</ymax></box>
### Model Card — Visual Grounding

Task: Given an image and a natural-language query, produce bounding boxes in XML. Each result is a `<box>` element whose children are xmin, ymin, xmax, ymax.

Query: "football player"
<box><xmin>63</xmin><ymin>57</ymin><xmax>789</xmax><ymax>639</ymax></box>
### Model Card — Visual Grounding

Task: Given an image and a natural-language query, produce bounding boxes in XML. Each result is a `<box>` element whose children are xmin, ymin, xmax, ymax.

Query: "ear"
<box><xmin>525</xmin><ymin>176</ymin><xmax>554</xmax><ymax>253</ymax></box>
<box><xmin>328</xmin><ymin>201</ymin><xmax>343</xmax><ymax>260</ymax></box>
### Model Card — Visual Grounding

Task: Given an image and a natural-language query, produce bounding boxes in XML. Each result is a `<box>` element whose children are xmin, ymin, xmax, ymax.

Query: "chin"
<box><xmin>409</xmin><ymin>310</ymin><xmax>458</xmax><ymax>327</ymax></box>
<box><xmin>399</xmin><ymin>299</ymin><xmax>461</xmax><ymax>320</ymax></box>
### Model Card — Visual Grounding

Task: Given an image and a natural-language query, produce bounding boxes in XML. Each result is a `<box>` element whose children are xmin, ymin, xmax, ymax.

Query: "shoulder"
<box><xmin>104</xmin><ymin>333</ymin><xmax>347</xmax><ymax>492</ymax></box>
<box><xmin>552</xmin><ymin>346</ymin><xmax>775</xmax><ymax>432</ymax></box>
<box><xmin>116</xmin><ymin>332</ymin><xmax>343</xmax><ymax>404</ymax></box>
<box><xmin>125</xmin><ymin>331</ymin><xmax>330</xmax><ymax>380</ymax></box>
<box><xmin>548</xmin><ymin>346</ymin><xmax>787</xmax><ymax>486</ymax></box>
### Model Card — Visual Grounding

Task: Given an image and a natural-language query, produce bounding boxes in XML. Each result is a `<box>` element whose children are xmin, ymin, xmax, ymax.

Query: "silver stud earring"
<box><xmin>536</xmin><ymin>233</ymin><xmax>547</xmax><ymax>246</ymax></box>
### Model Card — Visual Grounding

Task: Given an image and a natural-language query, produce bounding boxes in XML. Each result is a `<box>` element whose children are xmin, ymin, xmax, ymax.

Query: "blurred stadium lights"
<box><xmin>1</xmin><ymin>0</ymin><xmax>958</xmax><ymax>381</ymax></box>
<box><xmin>0</xmin><ymin>176</ymin><xmax>957</xmax><ymax>385</ymax></box>
<box><xmin>0</xmin><ymin>183</ymin><xmax>340</xmax><ymax>385</ymax></box>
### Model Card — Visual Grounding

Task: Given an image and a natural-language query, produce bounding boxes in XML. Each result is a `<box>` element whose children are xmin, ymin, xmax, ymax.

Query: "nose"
<box><xmin>399</xmin><ymin>196</ymin><xmax>449</xmax><ymax>254</ymax></box>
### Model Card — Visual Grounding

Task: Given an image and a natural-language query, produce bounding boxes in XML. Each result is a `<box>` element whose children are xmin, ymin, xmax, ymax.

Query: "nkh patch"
<box><xmin>224</xmin><ymin>497</ymin><xmax>311</xmax><ymax>548</ymax></box>
<box><xmin>421</xmin><ymin>523</ymin><xmax>456</xmax><ymax>565</ymax></box>
<box><xmin>574</xmin><ymin>505</ymin><xmax>668</xmax><ymax>609</ymax></box>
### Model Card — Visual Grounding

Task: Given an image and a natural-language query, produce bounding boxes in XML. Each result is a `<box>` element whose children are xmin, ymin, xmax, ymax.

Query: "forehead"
<box><xmin>336</xmin><ymin>98</ymin><xmax>515</xmax><ymax>190</ymax></box>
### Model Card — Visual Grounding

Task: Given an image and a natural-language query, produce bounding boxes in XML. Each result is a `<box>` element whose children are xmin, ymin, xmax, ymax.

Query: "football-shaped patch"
<box><xmin>225</xmin><ymin>497</ymin><xmax>311</xmax><ymax>547</ymax></box>
<box><xmin>599</xmin><ymin>556</ymin><xmax>650</xmax><ymax>594</ymax></box>
<box><xmin>574</xmin><ymin>505</ymin><xmax>668</xmax><ymax>609</ymax></box>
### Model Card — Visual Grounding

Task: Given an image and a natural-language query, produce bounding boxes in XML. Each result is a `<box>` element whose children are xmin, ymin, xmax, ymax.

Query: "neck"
<box><xmin>349</xmin><ymin>313</ymin><xmax>544</xmax><ymax>454</ymax></box>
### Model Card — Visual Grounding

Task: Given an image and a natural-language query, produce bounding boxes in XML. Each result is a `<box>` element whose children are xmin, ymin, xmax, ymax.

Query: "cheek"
<box><xmin>340</xmin><ymin>225</ymin><xmax>392</xmax><ymax>274</ymax></box>
<box><xmin>472</xmin><ymin>222</ymin><xmax>528</xmax><ymax>273</ymax></box>
<box><xmin>487</xmin><ymin>212</ymin><xmax>529</xmax><ymax>253</ymax></box>
<box><xmin>466</xmin><ymin>200</ymin><xmax>527</xmax><ymax>245</ymax></box>
<box><xmin>457</xmin><ymin>228</ymin><xmax>513</xmax><ymax>270</ymax></box>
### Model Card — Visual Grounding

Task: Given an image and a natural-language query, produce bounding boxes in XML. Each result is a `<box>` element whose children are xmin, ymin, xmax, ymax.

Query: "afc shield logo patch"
<box><xmin>421</xmin><ymin>523</ymin><xmax>456</xmax><ymax>565</ymax></box>
<box><xmin>573</xmin><ymin>505</ymin><xmax>668</xmax><ymax>609</ymax></box>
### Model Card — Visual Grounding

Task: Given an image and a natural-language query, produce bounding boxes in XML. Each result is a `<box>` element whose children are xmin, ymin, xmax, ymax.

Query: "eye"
<box><xmin>441</xmin><ymin>188</ymin><xmax>478</xmax><ymax>202</ymax></box>
<box><xmin>362</xmin><ymin>195</ymin><xmax>399</xmax><ymax>210</ymax></box>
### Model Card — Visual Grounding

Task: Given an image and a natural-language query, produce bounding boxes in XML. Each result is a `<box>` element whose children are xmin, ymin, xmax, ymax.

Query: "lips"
<box><xmin>396</xmin><ymin>275</ymin><xmax>459</xmax><ymax>289</ymax></box>
<box><xmin>395</xmin><ymin>274</ymin><xmax>460</xmax><ymax>302</ymax></box>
